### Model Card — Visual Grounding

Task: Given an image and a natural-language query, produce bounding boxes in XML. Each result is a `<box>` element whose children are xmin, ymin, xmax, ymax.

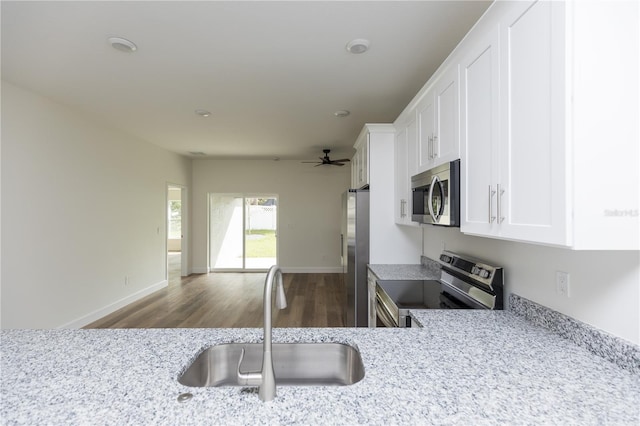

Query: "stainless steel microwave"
<box><xmin>411</xmin><ymin>160</ymin><xmax>460</xmax><ymax>226</ymax></box>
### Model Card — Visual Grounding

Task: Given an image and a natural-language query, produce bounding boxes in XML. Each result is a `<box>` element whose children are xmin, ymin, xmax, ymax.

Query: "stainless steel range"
<box><xmin>374</xmin><ymin>251</ymin><xmax>504</xmax><ymax>327</ymax></box>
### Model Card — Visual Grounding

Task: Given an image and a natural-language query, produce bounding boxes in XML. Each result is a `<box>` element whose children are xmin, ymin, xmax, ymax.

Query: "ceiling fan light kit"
<box><xmin>302</xmin><ymin>149</ymin><xmax>350</xmax><ymax>167</ymax></box>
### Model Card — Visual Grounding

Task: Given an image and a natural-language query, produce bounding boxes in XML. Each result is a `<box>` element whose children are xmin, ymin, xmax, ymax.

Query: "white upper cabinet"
<box><xmin>399</xmin><ymin>0</ymin><xmax>638</xmax><ymax>249</ymax></box>
<box><xmin>351</xmin><ymin>130</ymin><xmax>369</xmax><ymax>189</ymax></box>
<box><xmin>394</xmin><ymin>113</ymin><xmax>419</xmax><ymax>226</ymax></box>
<box><xmin>461</xmin><ymin>0</ymin><xmax>568</xmax><ymax>246</ymax></box>
<box><xmin>356</xmin><ymin>124</ymin><xmax>422</xmax><ymax>263</ymax></box>
<box><xmin>458</xmin><ymin>0</ymin><xmax>638</xmax><ymax>249</ymax></box>
<box><xmin>416</xmin><ymin>64</ymin><xmax>460</xmax><ymax>173</ymax></box>
<box><xmin>434</xmin><ymin>65</ymin><xmax>460</xmax><ymax>167</ymax></box>
<box><xmin>416</xmin><ymin>87</ymin><xmax>436</xmax><ymax>171</ymax></box>
<box><xmin>459</xmin><ymin>25</ymin><xmax>500</xmax><ymax>237</ymax></box>
<box><xmin>496</xmin><ymin>0</ymin><xmax>569</xmax><ymax>245</ymax></box>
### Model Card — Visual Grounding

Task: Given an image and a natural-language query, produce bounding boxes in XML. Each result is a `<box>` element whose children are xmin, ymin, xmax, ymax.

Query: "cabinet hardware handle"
<box><xmin>497</xmin><ymin>184</ymin><xmax>505</xmax><ymax>224</ymax></box>
<box><xmin>433</xmin><ymin>135</ymin><xmax>438</xmax><ymax>158</ymax></box>
<box><xmin>431</xmin><ymin>135</ymin><xmax>436</xmax><ymax>159</ymax></box>
<box><xmin>488</xmin><ymin>185</ymin><xmax>496</xmax><ymax>223</ymax></box>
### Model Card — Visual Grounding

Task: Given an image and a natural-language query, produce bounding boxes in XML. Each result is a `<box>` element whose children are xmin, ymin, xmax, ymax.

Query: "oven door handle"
<box><xmin>375</xmin><ymin>294</ymin><xmax>398</xmax><ymax>327</ymax></box>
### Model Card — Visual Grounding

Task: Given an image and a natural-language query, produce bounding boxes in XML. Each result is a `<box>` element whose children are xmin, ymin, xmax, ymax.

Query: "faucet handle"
<box><xmin>275</xmin><ymin>271</ymin><xmax>287</xmax><ymax>310</ymax></box>
<box><xmin>236</xmin><ymin>347</ymin><xmax>261</xmax><ymax>386</ymax></box>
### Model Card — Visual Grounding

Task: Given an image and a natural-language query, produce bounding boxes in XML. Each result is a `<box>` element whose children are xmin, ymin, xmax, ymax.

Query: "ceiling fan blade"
<box><xmin>331</xmin><ymin>158</ymin><xmax>351</xmax><ymax>163</ymax></box>
<box><xmin>330</xmin><ymin>162</ymin><xmax>345</xmax><ymax>166</ymax></box>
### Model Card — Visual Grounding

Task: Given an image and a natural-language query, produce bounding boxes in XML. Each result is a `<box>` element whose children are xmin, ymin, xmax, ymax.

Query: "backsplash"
<box><xmin>510</xmin><ymin>294</ymin><xmax>640</xmax><ymax>374</ymax></box>
<box><xmin>420</xmin><ymin>255</ymin><xmax>441</xmax><ymax>275</ymax></box>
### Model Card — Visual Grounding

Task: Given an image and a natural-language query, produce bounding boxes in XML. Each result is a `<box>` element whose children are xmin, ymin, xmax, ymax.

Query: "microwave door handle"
<box><xmin>436</xmin><ymin>177</ymin><xmax>445</xmax><ymax>220</ymax></box>
<box><xmin>427</xmin><ymin>175</ymin><xmax>437</xmax><ymax>221</ymax></box>
<box><xmin>428</xmin><ymin>175</ymin><xmax>444</xmax><ymax>222</ymax></box>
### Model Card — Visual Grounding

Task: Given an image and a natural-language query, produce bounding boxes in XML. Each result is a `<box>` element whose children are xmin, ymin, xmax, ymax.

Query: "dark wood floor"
<box><xmin>85</xmin><ymin>254</ymin><xmax>347</xmax><ymax>328</ymax></box>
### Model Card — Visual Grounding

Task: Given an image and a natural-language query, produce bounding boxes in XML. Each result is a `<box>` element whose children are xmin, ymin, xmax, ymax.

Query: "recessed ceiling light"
<box><xmin>346</xmin><ymin>39</ymin><xmax>370</xmax><ymax>54</ymax></box>
<box><xmin>188</xmin><ymin>151</ymin><xmax>206</xmax><ymax>156</ymax></box>
<box><xmin>195</xmin><ymin>109</ymin><xmax>211</xmax><ymax>117</ymax></box>
<box><xmin>108</xmin><ymin>37</ymin><xmax>137</xmax><ymax>53</ymax></box>
<box><xmin>334</xmin><ymin>110</ymin><xmax>351</xmax><ymax>118</ymax></box>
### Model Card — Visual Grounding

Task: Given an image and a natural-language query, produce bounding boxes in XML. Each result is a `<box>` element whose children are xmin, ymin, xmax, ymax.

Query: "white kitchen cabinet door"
<box><xmin>416</xmin><ymin>89</ymin><xmax>436</xmax><ymax>173</ymax></box>
<box><xmin>350</xmin><ymin>152</ymin><xmax>358</xmax><ymax>188</ymax></box>
<box><xmin>394</xmin><ymin>115</ymin><xmax>419</xmax><ymax>227</ymax></box>
<box><xmin>394</xmin><ymin>125</ymin><xmax>409</xmax><ymax>225</ymax></box>
<box><xmin>434</xmin><ymin>65</ymin><xmax>460</xmax><ymax>166</ymax></box>
<box><xmin>497</xmin><ymin>0</ymin><xmax>569</xmax><ymax>245</ymax></box>
<box><xmin>416</xmin><ymin>65</ymin><xmax>460</xmax><ymax>174</ymax></box>
<box><xmin>570</xmin><ymin>0</ymin><xmax>638</xmax><ymax>249</ymax></box>
<box><xmin>406</xmin><ymin>116</ymin><xmax>418</xmax><ymax>178</ymax></box>
<box><xmin>351</xmin><ymin>132</ymin><xmax>370</xmax><ymax>189</ymax></box>
<box><xmin>460</xmin><ymin>25</ymin><xmax>500</xmax><ymax>237</ymax></box>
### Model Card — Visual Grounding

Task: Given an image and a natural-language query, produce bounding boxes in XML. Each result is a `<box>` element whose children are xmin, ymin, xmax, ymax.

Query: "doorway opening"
<box><xmin>167</xmin><ymin>184</ymin><xmax>187</xmax><ymax>284</ymax></box>
<box><xmin>209</xmin><ymin>194</ymin><xmax>278</xmax><ymax>271</ymax></box>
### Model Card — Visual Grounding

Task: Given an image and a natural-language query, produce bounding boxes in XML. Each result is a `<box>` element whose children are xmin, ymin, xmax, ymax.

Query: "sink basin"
<box><xmin>179</xmin><ymin>342</ymin><xmax>365</xmax><ymax>387</ymax></box>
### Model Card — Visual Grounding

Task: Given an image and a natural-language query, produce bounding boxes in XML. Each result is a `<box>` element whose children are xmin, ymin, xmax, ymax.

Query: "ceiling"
<box><xmin>1</xmin><ymin>1</ymin><xmax>492</xmax><ymax>160</ymax></box>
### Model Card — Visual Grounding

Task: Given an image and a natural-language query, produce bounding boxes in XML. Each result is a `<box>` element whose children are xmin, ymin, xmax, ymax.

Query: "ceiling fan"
<box><xmin>302</xmin><ymin>149</ymin><xmax>351</xmax><ymax>167</ymax></box>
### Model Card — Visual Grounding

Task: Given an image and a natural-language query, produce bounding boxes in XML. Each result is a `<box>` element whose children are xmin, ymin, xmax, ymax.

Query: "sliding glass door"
<box><xmin>209</xmin><ymin>194</ymin><xmax>278</xmax><ymax>271</ymax></box>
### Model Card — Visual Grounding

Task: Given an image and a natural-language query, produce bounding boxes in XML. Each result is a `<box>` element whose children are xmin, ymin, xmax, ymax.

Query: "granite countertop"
<box><xmin>367</xmin><ymin>262</ymin><xmax>440</xmax><ymax>281</ymax></box>
<box><xmin>2</xmin><ymin>312</ymin><xmax>639</xmax><ymax>425</ymax></box>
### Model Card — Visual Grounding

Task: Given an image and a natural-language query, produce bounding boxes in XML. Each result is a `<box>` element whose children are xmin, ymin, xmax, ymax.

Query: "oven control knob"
<box><xmin>440</xmin><ymin>254</ymin><xmax>453</xmax><ymax>264</ymax></box>
<box><xmin>478</xmin><ymin>269</ymin><xmax>490</xmax><ymax>279</ymax></box>
<box><xmin>471</xmin><ymin>266</ymin><xmax>480</xmax><ymax>275</ymax></box>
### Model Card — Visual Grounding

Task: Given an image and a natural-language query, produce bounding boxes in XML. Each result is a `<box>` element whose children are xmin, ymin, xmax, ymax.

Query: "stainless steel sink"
<box><xmin>179</xmin><ymin>342</ymin><xmax>365</xmax><ymax>387</ymax></box>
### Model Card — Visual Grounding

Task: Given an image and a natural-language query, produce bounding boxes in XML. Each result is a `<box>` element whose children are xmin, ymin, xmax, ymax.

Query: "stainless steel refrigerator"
<box><xmin>341</xmin><ymin>189</ymin><xmax>369</xmax><ymax>327</ymax></box>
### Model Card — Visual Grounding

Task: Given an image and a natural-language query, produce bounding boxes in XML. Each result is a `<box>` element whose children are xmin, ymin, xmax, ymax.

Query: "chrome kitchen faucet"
<box><xmin>236</xmin><ymin>265</ymin><xmax>287</xmax><ymax>401</ymax></box>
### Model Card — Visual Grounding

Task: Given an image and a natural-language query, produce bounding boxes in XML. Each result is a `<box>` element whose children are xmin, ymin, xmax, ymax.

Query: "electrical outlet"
<box><xmin>556</xmin><ymin>271</ymin><xmax>570</xmax><ymax>297</ymax></box>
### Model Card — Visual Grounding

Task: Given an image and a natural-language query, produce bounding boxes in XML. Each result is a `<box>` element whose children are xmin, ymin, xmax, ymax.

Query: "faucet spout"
<box><xmin>236</xmin><ymin>265</ymin><xmax>287</xmax><ymax>402</ymax></box>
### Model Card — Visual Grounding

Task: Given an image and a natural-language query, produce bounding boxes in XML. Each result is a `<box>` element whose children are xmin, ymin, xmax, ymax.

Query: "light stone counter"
<box><xmin>2</xmin><ymin>310</ymin><xmax>639</xmax><ymax>425</ymax></box>
<box><xmin>367</xmin><ymin>259</ymin><xmax>441</xmax><ymax>281</ymax></box>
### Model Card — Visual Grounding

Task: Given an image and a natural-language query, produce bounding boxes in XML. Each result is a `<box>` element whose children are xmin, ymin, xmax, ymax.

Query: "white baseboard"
<box><xmin>280</xmin><ymin>267</ymin><xmax>344</xmax><ymax>273</ymax></box>
<box><xmin>191</xmin><ymin>266</ymin><xmax>343</xmax><ymax>274</ymax></box>
<box><xmin>57</xmin><ymin>280</ymin><xmax>168</xmax><ymax>329</ymax></box>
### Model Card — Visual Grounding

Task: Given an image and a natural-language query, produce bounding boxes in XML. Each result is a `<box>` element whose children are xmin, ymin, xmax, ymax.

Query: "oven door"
<box><xmin>375</xmin><ymin>283</ymin><xmax>399</xmax><ymax>327</ymax></box>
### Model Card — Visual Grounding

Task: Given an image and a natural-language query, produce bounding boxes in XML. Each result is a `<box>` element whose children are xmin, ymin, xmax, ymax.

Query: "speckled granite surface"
<box><xmin>367</xmin><ymin>259</ymin><xmax>441</xmax><ymax>281</ymax></box>
<box><xmin>510</xmin><ymin>294</ymin><xmax>640</xmax><ymax>374</ymax></box>
<box><xmin>2</xmin><ymin>314</ymin><xmax>639</xmax><ymax>425</ymax></box>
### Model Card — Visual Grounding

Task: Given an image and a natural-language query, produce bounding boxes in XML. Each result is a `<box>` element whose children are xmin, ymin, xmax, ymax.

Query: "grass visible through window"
<box><xmin>245</xmin><ymin>229</ymin><xmax>276</xmax><ymax>258</ymax></box>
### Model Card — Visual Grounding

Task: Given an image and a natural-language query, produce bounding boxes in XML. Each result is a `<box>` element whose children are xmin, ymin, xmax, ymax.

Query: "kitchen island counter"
<box><xmin>2</xmin><ymin>311</ymin><xmax>639</xmax><ymax>425</ymax></box>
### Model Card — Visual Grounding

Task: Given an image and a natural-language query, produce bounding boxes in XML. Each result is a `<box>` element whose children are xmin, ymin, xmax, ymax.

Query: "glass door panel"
<box><xmin>210</xmin><ymin>194</ymin><xmax>277</xmax><ymax>271</ymax></box>
<box><xmin>210</xmin><ymin>195</ymin><xmax>244</xmax><ymax>269</ymax></box>
<box><xmin>245</xmin><ymin>197</ymin><xmax>277</xmax><ymax>270</ymax></box>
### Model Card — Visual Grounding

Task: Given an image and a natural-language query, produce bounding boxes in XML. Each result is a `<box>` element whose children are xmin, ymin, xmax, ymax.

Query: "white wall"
<box><xmin>192</xmin><ymin>159</ymin><xmax>350</xmax><ymax>273</ymax></box>
<box><xmin>1</xmin><ymin>81</ymin><xmax>192</xmax><ymax>328</ymax></box>
<box><xmin>422</xmin><ymin>226</ymin><xmax>640</xmax><ymax>345</ymax></box>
